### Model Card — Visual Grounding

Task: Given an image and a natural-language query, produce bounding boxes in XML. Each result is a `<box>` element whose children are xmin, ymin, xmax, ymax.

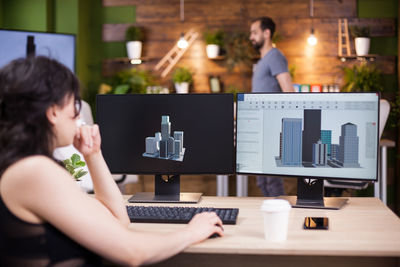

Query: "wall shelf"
<box><xmin>104</xmin><ymin>57</ymin><xmax>156</xmax><ymax>65</ymax></box>
<box><xmin>208</xmin><ymin>55</ymin><xmax>226</xmax><ymax>61</ymax></box>
<box><xmin>338</xmin><ymin>54</ymin><xmax>378</xmax><ymax>62</ymax></box>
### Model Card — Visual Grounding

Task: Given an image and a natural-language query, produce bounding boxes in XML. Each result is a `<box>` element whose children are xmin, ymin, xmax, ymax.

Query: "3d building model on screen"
<box><xmin>143</xmin><ymin>115</ymin><xmax>185</xmax><ymax>162</ymax></box>
<box><xmin>275</xmin><ymin>109</ymin><xmax>360</xmax><ymax>168</ymax></box>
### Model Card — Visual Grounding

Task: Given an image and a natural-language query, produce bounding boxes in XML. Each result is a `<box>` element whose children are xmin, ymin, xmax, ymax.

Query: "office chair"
<box><xmin>324</xmin><ymin>99</ymin><xmax>390</xmax><ymax>194</ymax></box>
<box><xmin>53</xmin><ymin>100</ymin><xmax>138</xmax><ymax>193</ymax></box>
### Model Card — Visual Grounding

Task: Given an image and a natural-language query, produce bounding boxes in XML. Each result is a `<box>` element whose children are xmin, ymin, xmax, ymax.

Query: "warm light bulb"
<box><xmin>177</xmin><ymin>34</ymin><xmax>188</xmax><ymax>49</ymax></box>
<box><xmin>307</xmin><ymin>29</ymin><xmax>317</xmax><ymax>46</ymax></box>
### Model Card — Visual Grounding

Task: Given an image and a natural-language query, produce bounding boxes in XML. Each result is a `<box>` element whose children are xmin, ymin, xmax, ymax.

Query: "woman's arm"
<box><xmin>74</xmin><ymin>124</ymin><xmax>129</xmax><ymax>226</ymax></box>
<box><xmin>1</xmin><ymin>156</ymin><xmax>223</xmax><ymax>266</ymax></box>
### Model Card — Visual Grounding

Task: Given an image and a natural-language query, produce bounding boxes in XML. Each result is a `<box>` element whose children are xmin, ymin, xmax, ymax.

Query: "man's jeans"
<box><xmin>256</xmin><ymin>176</ymin><xmax>285</xmax><ymax>197</ymax></box>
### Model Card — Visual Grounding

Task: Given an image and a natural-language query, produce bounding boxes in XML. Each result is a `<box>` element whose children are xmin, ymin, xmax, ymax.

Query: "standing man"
<box><xmin>249</xmin><ymin>17</ymin><xmax>294</xmax><ymax>196</ymax></box>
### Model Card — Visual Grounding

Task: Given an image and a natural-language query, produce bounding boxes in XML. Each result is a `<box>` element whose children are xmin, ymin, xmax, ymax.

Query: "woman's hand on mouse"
<box><xmin>184</xmin><ymin>212</ymin><xmax>224</xmax><ymax>243</ymax></box>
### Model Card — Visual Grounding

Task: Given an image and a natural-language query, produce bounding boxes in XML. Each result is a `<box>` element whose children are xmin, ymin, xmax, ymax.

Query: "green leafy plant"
<box><xmin>172</xmin><ymin>67</ymin><xmax>193</xmax><ymax>84</ymax></box>
<box><xmin>63</xmin><ymin>154</ymin><xmax>88</xmax><ymax>180</ymax></box>
<box><xmin>349</xmin><ymin>25</ymin><xmax>370</xmax><ymax>38</ymax></box>
<box><xmin>204</xmin><ymin>29</ymin><xmax>225</xmax><ymax>46</ymax></box>
<box><xmin>341</xmin><ymin>64</ymin><xmax>383</xmax><ymax>93</ymax></box>
<box><xmin>224</xmin><ymin>32</ymin><xmax>257</xmax><ymax>71</ymax></box>
<box><xmin>125</xmin><ymin>26</ymin><xmax>144</xmax><ymax>41</ymax></box>
<box><xmin>272</xmin><ymin>31</ymin><xmax>283</xmax><ymax>45</ymax></box>
<box><xmin>388</xmin><ymin>93</ymin><xmax>400</xmax><ymax>128</ymax></box>
<box><xmin>101</xmin><ymin>69</ymin><xmax>155</xmax><ymax>95</ymax></box>
<box><xmin>289</xmin><ymin>64</ymin><xmax>296</xmax><ymax>80</ymax></box>
<box><xmin>225</xmin><ymin>84</ymin><xmax>243</xmax><ymax>101</ymax></box>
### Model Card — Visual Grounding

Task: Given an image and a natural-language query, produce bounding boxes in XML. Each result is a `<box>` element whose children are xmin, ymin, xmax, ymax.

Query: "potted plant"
<box><xmin>172</xmin><ymin>67</ymin><xmax>193</xmax><ymax>94</ymax></box>
<box><xmin>99</xmin><ymin>69</ymin><xmax>154</xmax><ymax>95</ymax></box>
<box><xmin>204</xmin><ymin>29</ymin><xmax>224</xmax><ymax>58</ymax></box>
<box><xmin>125</xmin><ymin>26</ymin><xmax>144</xmax><ymax>59</ymax></box>
<box><xmin>350</xmin><ymin>25</ymin><xmax>370</xmax><ymax>56</ymax></box>
<box><xmin>341</xmin><ymin>64</ymin><xmax>383</xmax><ymax>92</ymax></box>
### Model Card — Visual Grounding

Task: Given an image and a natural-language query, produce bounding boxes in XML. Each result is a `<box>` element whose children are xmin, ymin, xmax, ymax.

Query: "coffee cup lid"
<box><xmin>260</xmin><ymin>199</ymin><xmax>291</xmax><ymax>212</ymax></box>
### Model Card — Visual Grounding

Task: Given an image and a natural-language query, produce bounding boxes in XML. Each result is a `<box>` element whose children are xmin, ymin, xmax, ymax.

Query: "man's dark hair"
<box><xmin>252</xmin><ymin>17</ymin><xmax>276</xmax><ymax>38</ymax></box>
<box><xmin>0</xmin><ymin>56</ymin><xmax>81</xmax><ymax>176</ymax></box>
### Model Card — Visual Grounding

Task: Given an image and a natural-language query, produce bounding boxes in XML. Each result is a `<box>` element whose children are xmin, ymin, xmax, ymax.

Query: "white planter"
<box><xmin>206</xmin><ymin>44</ymin><xmax>220</xmax><ymax>58</ymax></box>
<box><xmin>174</xmin><ymin>82</ymin><xmax>189</xmax><ymax>94</ymax></box>
<box><xmin>126</xmin><ymin>41</ymin><xmax>142</xmax><ymax>59</ymax></box>
<box><xmin>355</xmin><ymin>37</ymin><xmax>370</xmax><ymax>56</ymax></box>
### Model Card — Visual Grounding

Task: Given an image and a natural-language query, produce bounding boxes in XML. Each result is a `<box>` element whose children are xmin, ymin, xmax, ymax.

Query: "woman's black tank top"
<box><xmin>0</xmin><ymin>195</ymin><xmax>102</xmax><ymax>266</ymax></box>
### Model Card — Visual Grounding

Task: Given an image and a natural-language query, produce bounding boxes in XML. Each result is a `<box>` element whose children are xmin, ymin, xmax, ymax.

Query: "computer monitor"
<box><xmin>236</xmin><ymin>92</ymin><xmax>379</xmax><ymax>209</ymax></box>
<box><xmin>0</xmin><ymin>29</ymin><xmax>75</xmax><ymax>73</ymax></box>
<box><xmin>96</xmin><ymin>94</ymin><xmax>234</xmax><ymax>203</ymax></box>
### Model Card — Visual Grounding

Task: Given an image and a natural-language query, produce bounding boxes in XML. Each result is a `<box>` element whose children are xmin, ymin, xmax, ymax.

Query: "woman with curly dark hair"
<box><xmin>0</xmin><ymin>56</ymin><xmax>223</xmax><ymax>267</ymax></box>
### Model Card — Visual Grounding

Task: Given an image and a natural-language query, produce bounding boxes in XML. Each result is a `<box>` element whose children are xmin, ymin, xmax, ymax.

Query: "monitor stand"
<box><xmin>128</xmin><ymin>174</ymin><xmax>202</xmax><ymax>203</ymax></box>
<box><xmin>278</xmin><ymin>178</ymin><xmax>348</xmax><ymax>210</ymax></box>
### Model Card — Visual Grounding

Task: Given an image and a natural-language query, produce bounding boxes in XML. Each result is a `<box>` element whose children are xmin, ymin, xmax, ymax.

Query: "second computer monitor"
<box><xmin>236</xmin><ymin>92</ymin><xmax>379</xmax><ymax>209</ymax></box>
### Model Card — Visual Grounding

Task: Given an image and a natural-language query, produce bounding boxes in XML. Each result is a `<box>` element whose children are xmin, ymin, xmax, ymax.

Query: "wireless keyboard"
<box><xmin>126</xmin><ymin>206</ymin><xmax>239</xmax><ymax>224</ymax></box>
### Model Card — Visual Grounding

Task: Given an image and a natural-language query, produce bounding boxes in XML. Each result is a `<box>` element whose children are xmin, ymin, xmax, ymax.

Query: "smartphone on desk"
<box><xmin>304</xmin><ymin>217</ymin><xmax>329</xmax><ymax>230</ymax></box>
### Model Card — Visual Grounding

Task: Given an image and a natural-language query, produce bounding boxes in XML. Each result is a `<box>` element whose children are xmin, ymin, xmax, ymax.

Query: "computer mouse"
<box><xmin>208</xmin><ymin>232</ymin><xmax>221</xmax><ymax>239</ymax></box>
<box><xmin>208</xmin><ymin>225</ymin><xmax>223</xmax><ymax>238</ymax></box>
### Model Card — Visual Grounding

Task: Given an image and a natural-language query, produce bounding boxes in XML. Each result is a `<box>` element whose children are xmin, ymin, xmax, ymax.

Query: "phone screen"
<box><xmin>304</xmin><ymin>217</ymin><xmax>329</xmax><ymax>230</ymax></box>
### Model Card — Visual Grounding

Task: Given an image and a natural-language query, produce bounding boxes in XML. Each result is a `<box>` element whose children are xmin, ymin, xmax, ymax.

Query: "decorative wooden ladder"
<box><xmin>154</xmin><ymin>29</ymin><xmax>199</xmax><ymax>78</ymax></box>
<box><xmin>338</xmin><ymin>18</ymin><xmax>351</xmax><ymax>57</ymax></box>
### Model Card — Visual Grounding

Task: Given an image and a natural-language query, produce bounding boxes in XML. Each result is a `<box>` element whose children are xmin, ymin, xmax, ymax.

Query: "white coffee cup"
<box><xmin>260</xmin><ymin>199</ymin><xmax>291</xmax><ymax>242</ymax></box>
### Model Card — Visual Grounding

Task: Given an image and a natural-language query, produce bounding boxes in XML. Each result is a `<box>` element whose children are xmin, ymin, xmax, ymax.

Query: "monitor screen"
<box><xmin>96</xmin><ymin>94</ymin><xmax>235</xmax><ymax>176</ymax></box>
<box><xmin>0</xmin><ymin>29</ymin><xmax>75</xmax><ymax>73</ymax></box>
<box><xmin>236</xmin><ymin>92</ymin><xmax>379</xmax><ymax>182</ymax></box>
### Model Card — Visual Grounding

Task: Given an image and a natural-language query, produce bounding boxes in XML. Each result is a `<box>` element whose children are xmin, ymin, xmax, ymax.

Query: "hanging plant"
<box><xmin>224</xmin><ymin>32</ymin><xmax>257</xmax><ymax>72</ymax></box>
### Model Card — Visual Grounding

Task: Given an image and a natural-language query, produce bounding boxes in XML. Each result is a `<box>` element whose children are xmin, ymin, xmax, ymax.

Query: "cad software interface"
<box><xmin>97</xmin><ymin>94</ymin><xmax>234</xmax><ymax>175</ymax></box>
<box><xmin>236</xmin><ymin>93</ymin><xmax>379</xmax><ymax>180</ymax></box>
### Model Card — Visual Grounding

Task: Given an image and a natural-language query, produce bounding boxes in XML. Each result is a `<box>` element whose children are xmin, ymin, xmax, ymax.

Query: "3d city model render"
<box><xmin>143</xmin><ymin>115</ymin><xmax>185</xmax><ymax>161</ymax></box>
<box><xmin>275</xmin><ymin>109</ymin><xmax>361</xmax><ymax>168</ymax></box>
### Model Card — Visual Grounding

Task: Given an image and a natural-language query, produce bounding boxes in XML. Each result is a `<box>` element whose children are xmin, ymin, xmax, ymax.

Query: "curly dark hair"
<box><xmin>0</xmin><ymin>56</ymin><xmax>81</xmax><ymax>176</ymax></box>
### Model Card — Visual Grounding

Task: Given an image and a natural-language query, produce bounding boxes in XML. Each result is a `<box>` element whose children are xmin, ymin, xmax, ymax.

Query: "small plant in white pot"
<box><xmin>204</xmin><ymin>29</ymin><xmax>224</xmax><ymax>58</ymax></box>
<box><xmin>172</xmin><ymin>67</ymin><xmax>193</xmax><ymax>94</ymax></box>
<box><xmin>126</xmin><ymin>26</ymin><xmax>144</xmax><ymax>59</ymax></box>
<box><xmin>350</xmin><ymin>25</ymin><xmax>370</xmax><ymax>56</ymax></box>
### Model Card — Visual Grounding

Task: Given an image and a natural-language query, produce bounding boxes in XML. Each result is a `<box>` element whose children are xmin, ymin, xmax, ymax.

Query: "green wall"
<box><xmin>358</xmin><ymin>0</ymin><xmax>398</xmax><ymax>18</ymax></box>
<box><xmin>358</xmin><ymin>0</ymin><xmax>398</xmax><ymax>205</ymax></box>
<box><xmin>0</xmin><ymin>0</ymin><xmax>3</xmax><ymax>27</ymax></box>
<box><xmin>2</xmin><ymin>0</ymin><xmax>48</xmax><ymax>31</ymax></box>
<box><xmin>358</xmin><ymin>0</ymin><xmax>398</xmax><ymax>93</ymax></box>
<box><xmin>84</xmin><ymin>4</ymin><xmax>136</xmax><ymax>109</ymax></box>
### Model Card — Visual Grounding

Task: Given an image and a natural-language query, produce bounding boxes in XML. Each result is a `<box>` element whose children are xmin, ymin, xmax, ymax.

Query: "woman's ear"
<box><xmin>46</xmin><ymin>105</ymin><xmax>59</xmax><ymax>125</ymax></box>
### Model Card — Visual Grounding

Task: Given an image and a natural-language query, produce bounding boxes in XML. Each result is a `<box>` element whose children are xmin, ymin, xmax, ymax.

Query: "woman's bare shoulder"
<box><xmin>2</xmin><ymin>155</ymin><xmax>66</xmax><ymax>188</ymax></box>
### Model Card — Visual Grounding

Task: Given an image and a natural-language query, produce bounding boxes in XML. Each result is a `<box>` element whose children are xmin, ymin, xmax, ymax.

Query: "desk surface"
<box><xmin>125</xmin><ymin>196</ymin><xmax>400</xmax><ymax>257</ymax></box>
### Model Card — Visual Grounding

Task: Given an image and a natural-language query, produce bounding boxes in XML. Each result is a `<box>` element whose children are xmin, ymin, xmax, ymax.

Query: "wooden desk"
<box><xmin>125</xmin><ymin>196</ymin><xmax>400</xmax><ymax>267</ymax></box>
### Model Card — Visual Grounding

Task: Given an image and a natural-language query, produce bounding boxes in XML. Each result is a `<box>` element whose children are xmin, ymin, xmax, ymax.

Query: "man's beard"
<box><xmin>252</xmin><ymin>38</ymin><xmax>264</xmax><ymax>51</ymax></box>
